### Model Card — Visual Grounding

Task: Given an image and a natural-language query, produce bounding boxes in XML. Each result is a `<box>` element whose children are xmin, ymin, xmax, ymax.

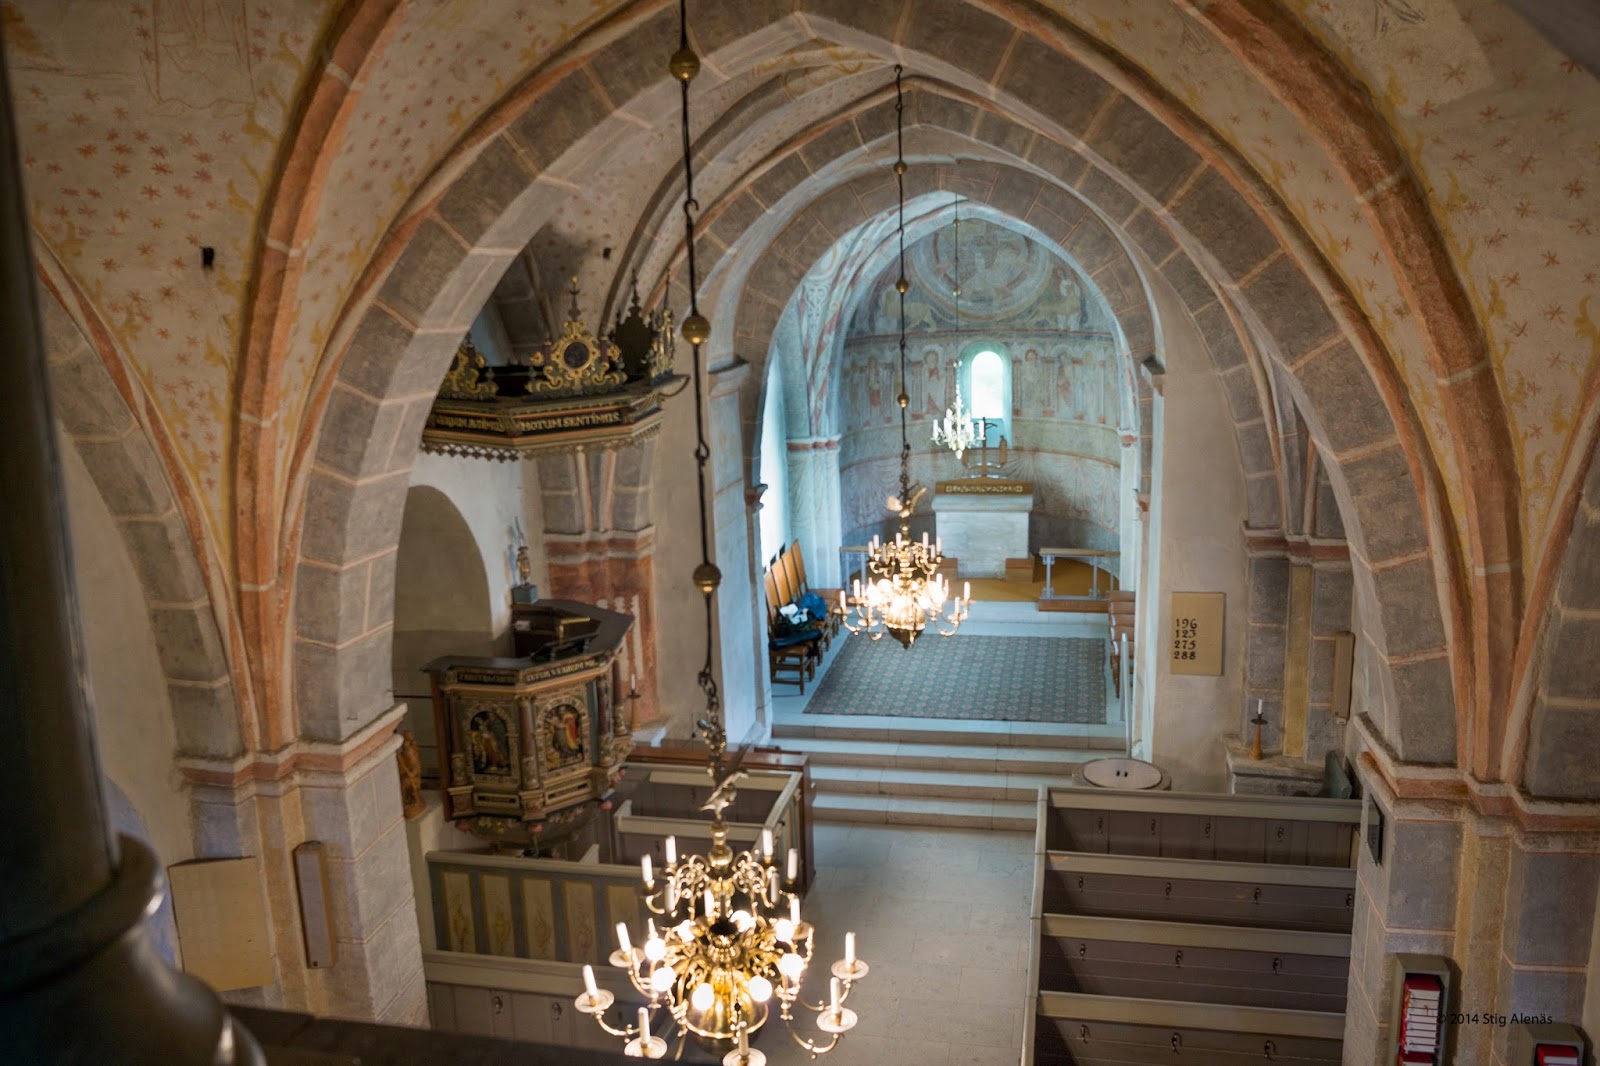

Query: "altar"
<box><xmin>932</xmin><ymin>478</ymin><xmax>1034</xmax><ymax>579</ymax></box>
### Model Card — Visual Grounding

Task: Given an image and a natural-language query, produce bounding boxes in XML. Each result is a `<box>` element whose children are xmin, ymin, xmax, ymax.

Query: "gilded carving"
<box><xmin>528</xmin><ymin>279</ymin><xmax>627</xmax><ymax>397</ymax></box>
<box><xmin>439</xmin><ymin>340</ymin><xmax>499</xmax><ymax>400</ymax></box>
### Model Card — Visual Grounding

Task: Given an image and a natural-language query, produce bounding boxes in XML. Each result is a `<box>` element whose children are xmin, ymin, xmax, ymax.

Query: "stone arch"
<box><xmin>38</xmin><ymin>275</ymin><xmax>244</xmax><ymax>760</ymax></box>
<box><xmin>708</xmin><ymin>145</ymin><xmax>1254</xmax><ymax>526</ymax></box>
<box><xmin>280</xmin><ymin>0</ymin><xmax>1479</xmax><ymax>773</ymax></box>
<box><xmin>689</xmin><ymin>79</ymin><xmax>1453</xmax><ymax>763</ymax></box>
<box><xmin>1518</xmin><ymin>440</ymin><xmax>1600</xmax><ymax>800</ymax></box>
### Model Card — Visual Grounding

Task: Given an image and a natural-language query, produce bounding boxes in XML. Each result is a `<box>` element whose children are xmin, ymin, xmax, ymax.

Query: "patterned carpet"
<box><xmin>801</xmin><ymin>634</ymin><xmax>1108</xmax><ymax>724</ymax></box>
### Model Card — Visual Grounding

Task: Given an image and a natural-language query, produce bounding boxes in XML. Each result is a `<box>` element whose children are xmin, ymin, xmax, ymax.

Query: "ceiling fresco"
<box><xmin>1054</xmin><ymin>0</ymin><xmax>1599</xmax><ymax>570</ymax></box>
<box><xmin>3</xmin><ymin>0</ymin><xmax>1596</xmax><ymax>590</ymax></box>
<box><xmin>7</xmin><ymin>0</ymin><xmax>334</xmax><ymax>542</ymax></box>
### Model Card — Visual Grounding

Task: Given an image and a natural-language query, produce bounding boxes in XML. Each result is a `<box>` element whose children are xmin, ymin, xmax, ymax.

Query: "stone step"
<box><xmin>776</xmin><ymin>735</ymin><xmax>1100</xmax><ymax>775</ymax></box>
<box><xmin>772</xmin><ymin>713</ymin><xmax>1124</xmax><ymax>751</ymax></box>
<box><xmin>809</xmin><ymin>764</ymin><xmax>1085</xmax><ymax>802</ymax></box>
<box><xmin>812</xmin><ymin>792</ymin><xmax>1037</xmax><ymax>831</ymax></box>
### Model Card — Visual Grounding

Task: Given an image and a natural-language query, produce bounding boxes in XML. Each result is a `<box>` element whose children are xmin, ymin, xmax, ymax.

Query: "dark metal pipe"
<box><xmin>0</xmin><ymin>5</ymin><xmax>116</xmax><ymax>946</ymax></box>
<box><xmin>0</xmin><ymin>27</ymin><xmax>260</xmax><ymax>1065</ymax></box>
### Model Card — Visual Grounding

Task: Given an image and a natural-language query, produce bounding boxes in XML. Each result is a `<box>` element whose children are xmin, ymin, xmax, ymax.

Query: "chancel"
<box><xmin>6</xmin><ymin>3</ymin><xmax>1600</xmax><ymax>1065</ymax></box>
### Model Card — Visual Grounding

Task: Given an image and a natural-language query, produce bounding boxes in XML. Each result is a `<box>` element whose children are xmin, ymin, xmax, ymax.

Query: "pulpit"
<box><xmin>932</xmin><ymin>478</ymin><xmax>1034</xmax><ymax>579</ymax></box>
<box><xmin>425</xmin><ymin>599</ymin><xmax>635</xmax><ymax>850</ymax></box>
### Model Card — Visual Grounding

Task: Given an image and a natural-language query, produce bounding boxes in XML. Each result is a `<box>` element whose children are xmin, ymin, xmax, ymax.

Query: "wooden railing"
<box><xmin>426</xmin><ymin>767</ymin><xmax>805</xmax><ymax>965</ymax></box>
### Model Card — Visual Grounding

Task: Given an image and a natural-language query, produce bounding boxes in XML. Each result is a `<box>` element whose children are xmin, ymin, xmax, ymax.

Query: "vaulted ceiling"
<box><xmin>7</xmin><ymin>0</ymin><xmax>1599</xmax><ymax>787</ymax></box>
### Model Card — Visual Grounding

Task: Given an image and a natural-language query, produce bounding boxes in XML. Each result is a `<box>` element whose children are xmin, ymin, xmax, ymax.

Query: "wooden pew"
<box><xmin>1041</xmin><ymin>786</ymin><xmax>1360</xmax><ymax>868</ymax></box>
<box><xmin>1041</xmin><ymin>852</ymin><xmax>1356</xmax><ymax>933</ymax></box>
<box><xmin>612</xmin><ymin>766</ymin><xmax>804</xmax><ymax>873</ymax></box>
<box><xmin>628</xmin><ymin>742</ymin><xmax>815</xmax><ymax>895</ymax></box>
<box><xmin>1028</xmin><ymin>996</ymin><xmax>1344</xmax><ymax>1065</ymax></box>
<box><xmin>1036</xmin><ymin>914</ymin><xmax>1349</xmax><ymax>1013</ymax></box>
<box><xmin>1023</xmin><ymin>787</ymin><xmax>1358</xmax><ymax>1065</ymax></box>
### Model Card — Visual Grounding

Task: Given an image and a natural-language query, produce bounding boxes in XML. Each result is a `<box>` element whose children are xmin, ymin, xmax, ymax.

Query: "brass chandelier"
<box><xmin>575</xmin><ymin>4</ymin><xmax>867</xmax><ymax>1060</ymax></box>
<box><xmin>839</xmin><ymin>67</ymin><xmax>971</xmax><ymax>650</ymax></box>
<box><xmin>931</xmin><ymin>199</ymin><xmax>977</xmax><ymax>461</ymax></box>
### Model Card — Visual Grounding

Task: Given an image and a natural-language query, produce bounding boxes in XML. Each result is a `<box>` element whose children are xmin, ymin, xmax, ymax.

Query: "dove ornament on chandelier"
<box><xmin>839</xmin><ymin>66</ymin><xmax>971</xmax><ymax>650</ymax></box>
<box><xmin>575</xmin><ymin>3</ymin><xmax>868</xmax><ymax>1060</ymax></box>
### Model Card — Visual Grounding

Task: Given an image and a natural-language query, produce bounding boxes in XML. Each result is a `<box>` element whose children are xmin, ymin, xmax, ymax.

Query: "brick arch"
<box><xmin>280</xmin><ymin>0</ymin><xmax>1476</xmax><ymax>771</ymax></box>
<box><xmin>37</xmin><ymin>272</ymin><xmax>244</xmax><ymax>760</ymax></box>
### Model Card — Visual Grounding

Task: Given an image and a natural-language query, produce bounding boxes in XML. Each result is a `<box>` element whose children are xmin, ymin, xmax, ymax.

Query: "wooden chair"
<box><xmin>785</xmin><ymin>540</ymin><xmax>841</xmax><ymax>646</ymax></box>
<box><xmin>764</xmin><ymin>567</ymin><xmax>821</xmax><ymax>693</ymax></box>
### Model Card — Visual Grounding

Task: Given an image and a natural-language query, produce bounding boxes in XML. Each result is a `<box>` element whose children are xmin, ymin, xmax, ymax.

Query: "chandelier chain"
<box><xmin>894</xmin><ymin>65</ymin><xmax>911</xmax><ymax>505</ymax></box>
<box><xmin>675</xmin><ymin>0</ymin><xmax>722</xmax><ymax>749</ymax></box>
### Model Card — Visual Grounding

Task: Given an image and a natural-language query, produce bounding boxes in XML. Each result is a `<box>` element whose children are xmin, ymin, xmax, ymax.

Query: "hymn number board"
<box><xmin>1169</xmin><ymin>592</ymin><xmax>1224</xmax><ymax>676</ymax></box>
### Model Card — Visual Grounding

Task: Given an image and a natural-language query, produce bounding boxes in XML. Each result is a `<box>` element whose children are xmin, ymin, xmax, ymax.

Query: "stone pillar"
<box><xmin>1243</xmin><ymin>545</ymin><xmax>1291</xmax><ymax>754</ymax></box>
<box><xmin>1304</xmin><ymin>553</ymin><xmax>1353</xmax><ymax>761</ymax></box>
<box><xmin>710</xmin><ymin>363</ymin><xmax>759</xmax><ymax>746</ymax></box>
<box><xmin>180</xmin><ymin>704</ymin><xmax>426</xmax><ymax>1025</ymax></box>
<box><xmin>537</xmin><ymin>438</ymin><xmax>661</xmax><ymax>724</ymax></box>
<box><xmin>1346</xmin><ymin>739</ymin><xmax>1600</xmax><ymax>1064</ymax></box>
<box><xmin>786</xmin><ymin>436</ymin><xmax>842</xmax><ymax>586</ymax></box>
<box><xmin>0</xmin><ymin>44</ymin><xmax>261</xmax><ymax>1062</ymax></box>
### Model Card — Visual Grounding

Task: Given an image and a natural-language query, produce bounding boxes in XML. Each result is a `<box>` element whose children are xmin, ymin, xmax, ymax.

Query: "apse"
<box><xmin>756</xmin><ymin>196</ymin><xmax>1140</xmax><ymax>593</ymax></box>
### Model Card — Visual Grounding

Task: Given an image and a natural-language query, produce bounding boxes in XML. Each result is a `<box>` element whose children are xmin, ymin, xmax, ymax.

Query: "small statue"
<box><xmin>516</xmin><ymin>544</ymin><xmax>532</xmax><ymax>586</ymax></box>
<box><xmin>396</xmin><ymin>730</ymin><xmax>425</xmax><ymax>819</ymax></box>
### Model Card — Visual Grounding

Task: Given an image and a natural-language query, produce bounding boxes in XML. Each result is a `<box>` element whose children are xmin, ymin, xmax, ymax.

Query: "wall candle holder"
<box><xmin>1250</xmin><ymin>699</ymin><xmax>1266</xmax><ymax>761</ymax></box>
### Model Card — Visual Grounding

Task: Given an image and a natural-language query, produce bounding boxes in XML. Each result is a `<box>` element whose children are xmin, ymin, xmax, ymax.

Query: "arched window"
<box><xmin>962</xmin><ymin>346</ymin><xmax>1011</xmax><ymax>445</ymax></box>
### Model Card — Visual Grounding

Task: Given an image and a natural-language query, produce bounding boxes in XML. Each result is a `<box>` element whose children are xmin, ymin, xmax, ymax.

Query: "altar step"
<box><xmin>772</xmin><ymin>715</ymin><xmax>1126</xmax><ymax>831</ymax></box>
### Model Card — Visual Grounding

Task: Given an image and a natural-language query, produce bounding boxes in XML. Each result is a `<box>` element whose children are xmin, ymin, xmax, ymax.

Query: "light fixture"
<box><xmin>575</xmin><ymin>4</ymin><xmax>867</xmax><ymax>1060</ymax></box>
<box><xmin>931</xmin><ymin>199</ymin><xmax>976</xmax><ymax>460</ymax></box>
<box><xmin>840</xmin><ymin>67</ymin><xmax>971</xmax><ymax>650</ymax></box>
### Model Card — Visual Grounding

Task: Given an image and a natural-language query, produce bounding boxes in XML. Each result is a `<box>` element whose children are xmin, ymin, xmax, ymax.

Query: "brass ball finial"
<box><xmin>670</xmin><ymin>47</ymin><xmax>700</xmax><ymax>82</ymax></box>
<box><xmin>681</xmin><ymin>313</ymin><xmax>711</xmax><ymax>347</ymax></box>
<box><xmin>897</xmin><ymin>392</ymin><xmax>909</xmax><ymax>409</ymax></box>
<box><xmin>893</xmin><ymin>160</ymin><xmax>907</xmax><ymax>176</ymax></box>
<box><xmin>895</xmin><ymin>277</ymin><xmax>909</xmax><ymax>295</ymax></box>
<box><xmin>693</xmin><ymin>562</ymin><xmax>722</xmax><ymax>596</ymax></box>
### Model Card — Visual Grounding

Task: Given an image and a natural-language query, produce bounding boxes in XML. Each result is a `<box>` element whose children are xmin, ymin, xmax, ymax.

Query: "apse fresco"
<box><xmin>836</xmin><ymin>221</ymin><xmax>1125</xmax><ymax>551</ymax></box>
<box><xmin>848</xmin><ymin>219</ymin><xmax>1115</xmax><ymax>336</ymax></box>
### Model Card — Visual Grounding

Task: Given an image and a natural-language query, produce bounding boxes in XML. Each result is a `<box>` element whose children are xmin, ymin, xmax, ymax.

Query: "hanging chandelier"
<box><xmin>931</xmin><ymin>199</ymin><xmax>976</xmax><ymax>461</ymax></box>
<box><xmin>575</xmin><ymin>5</ymin><xmax>867</xmax><ymax>1060</ymax></box>
<box><xmin>931</xmin><ymin>384</ymin><xmax>977</xmax><ymax>460</ymax></box>
<box><xmin>840</xmin><ymin>67</ymin><xmax>970</xmax><ymax>650</ymax></box>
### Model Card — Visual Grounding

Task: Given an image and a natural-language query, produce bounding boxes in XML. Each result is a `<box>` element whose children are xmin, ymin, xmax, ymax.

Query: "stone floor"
<box><xmin>757</xmin><ymin>823</ymin><xmax>1032</xmax><ymax>1066</ymax></box>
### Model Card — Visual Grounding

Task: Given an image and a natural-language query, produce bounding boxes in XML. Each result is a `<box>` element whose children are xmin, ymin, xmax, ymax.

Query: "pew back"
<box><xmin>1030</xmin><ymin>996</ymin><xmax>1343</xmax><ymax>1065</ymax></box>
<box><xmin>1042</xmin><ymin>852</ymin><xmax>1355</xmax><ymax>933</ymax></box>
<box><xmin>1037</xmin><ymin>914</ymin><xmax>1350</xmax><ymax>1013</ymax></box>
<box><xmin>1042</xmin><ymin>787</ymin><xmax>1360</xmax><ymax>867</ymax></box>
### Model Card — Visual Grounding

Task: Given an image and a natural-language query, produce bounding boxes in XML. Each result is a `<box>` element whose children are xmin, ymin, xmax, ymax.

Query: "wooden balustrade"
<box><xmin>426</xmin><ymin>767</ymin><xmax>804</xmax><ymax>966</ymax></box>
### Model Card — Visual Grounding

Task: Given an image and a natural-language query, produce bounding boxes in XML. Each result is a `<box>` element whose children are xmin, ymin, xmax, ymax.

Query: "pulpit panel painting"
<box><xmin>461</xmin><ymin>700</ymin><xmax>518</xmax><ymax>784</ymax></box>
<box><xmin>538</xmin><ymin>687</ymin><xmax>589</xmax><ymax>772</ymax></box>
